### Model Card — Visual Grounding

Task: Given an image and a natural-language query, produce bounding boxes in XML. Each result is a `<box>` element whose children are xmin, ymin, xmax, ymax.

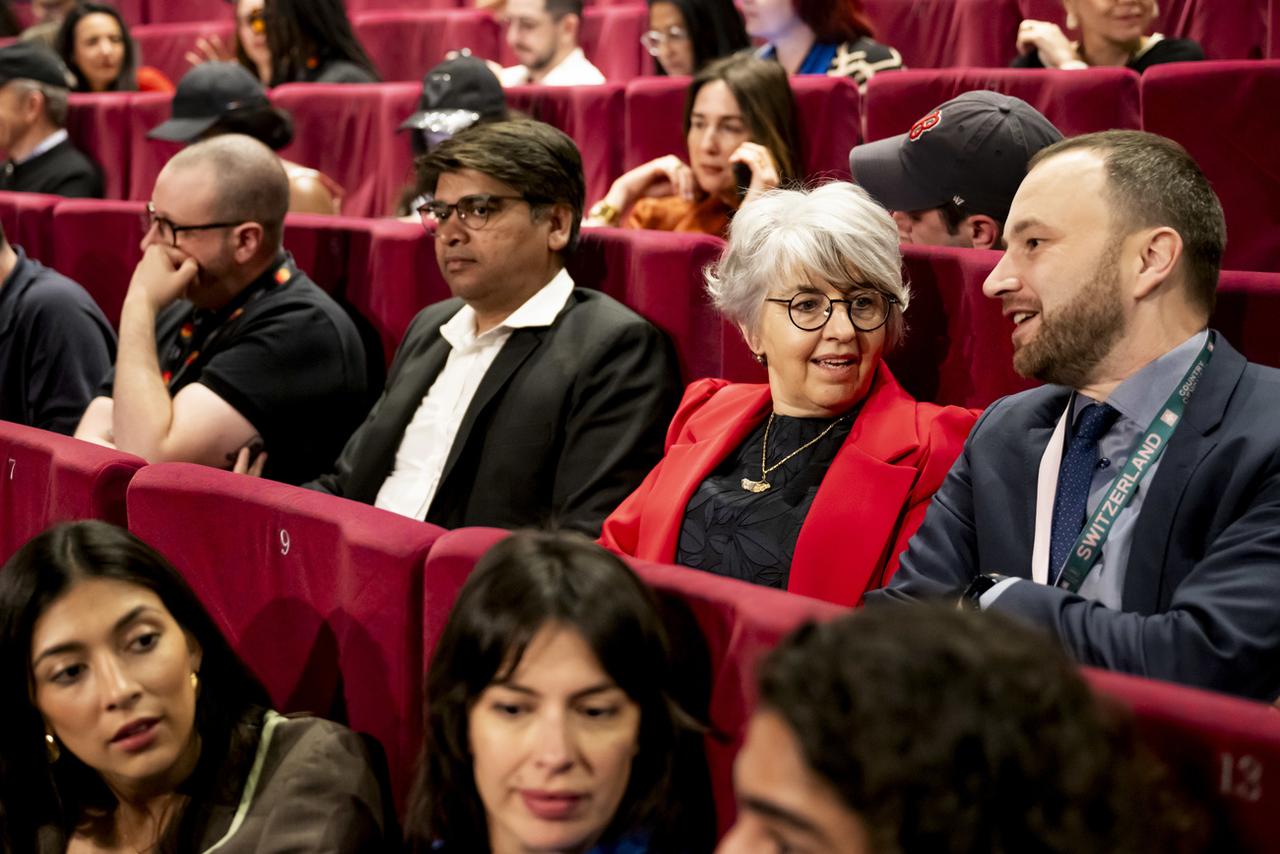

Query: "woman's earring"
<box><xmin>190</xmin><ymin>671</ymin><xmax>199</xmax><ymax>694</ymax></box>
<box><xmin>45</xmin><ymin>731</ymin><xmax>60</xmax><ymax>762</ymax></box>
<box><xmin>754</xmin><ymin>352</ymin><xmax>767</xmax><ymax>366</ymax></box>
<box><xmin>1065</xmin><ymin>10</ymin><xmax>1078</xmax><ymax>28</ymax></box>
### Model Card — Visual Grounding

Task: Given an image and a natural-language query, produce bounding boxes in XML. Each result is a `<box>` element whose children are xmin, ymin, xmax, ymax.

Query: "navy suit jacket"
<box><xmin>878</xmin><ymin>335</ymin><xmax>1280</xmax><ymax>700</ymax></box>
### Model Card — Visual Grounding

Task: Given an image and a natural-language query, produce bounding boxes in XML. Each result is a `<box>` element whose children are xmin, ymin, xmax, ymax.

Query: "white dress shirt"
<box><xmin>498</xmin><ymin>47</ymin><xmax>606</xmax><ymax>86</ymax></box>
<box><xmin>373</xmin><ymin>269</ymin><xmax>575</xmax><ymax>519</ymax></box>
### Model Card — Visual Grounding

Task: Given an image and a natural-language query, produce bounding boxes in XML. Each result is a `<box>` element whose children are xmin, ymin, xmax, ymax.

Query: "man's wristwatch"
<box><xmin>960</xmin><ymin>573</ymin><xmax>1008</xmax><ymax>610</ymax></box>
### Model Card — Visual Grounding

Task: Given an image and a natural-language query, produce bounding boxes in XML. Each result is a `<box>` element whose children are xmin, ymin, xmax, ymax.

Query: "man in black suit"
<box><xmin>302</xmin><ymin>120</ymin><xmax>681</xmax><ymax>535</ymax></box>
<box><xmin>877</xmin><ymin>130</ymin><xmax>1280</xmax><ymax>701</ymax></box>
<box><xmin>0</xmin><ymin>42</ymin><xmax>101</xmax><ymax>198</ymax></box>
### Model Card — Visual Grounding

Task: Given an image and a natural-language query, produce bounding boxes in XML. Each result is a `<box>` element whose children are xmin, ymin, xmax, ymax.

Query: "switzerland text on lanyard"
<box><xmin>1054</xmin><ymin>333</ymin><xmax>1215</xmax><ymax>594</ymax></box>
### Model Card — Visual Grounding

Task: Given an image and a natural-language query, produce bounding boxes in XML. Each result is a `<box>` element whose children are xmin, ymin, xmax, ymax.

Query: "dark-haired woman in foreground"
<box><xmin>406</xmin><ymin>531</ymin><xmax>713</xmax><ymax>853</ymax></box>
<box><xmin>0</xmin><ymin>521</ymin><xmax>396</xmax><ymax>853</ymax></box>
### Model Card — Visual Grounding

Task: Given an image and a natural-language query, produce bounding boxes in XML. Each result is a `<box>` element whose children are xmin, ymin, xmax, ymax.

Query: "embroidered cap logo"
<box><xmin>908</xmin><ymin>110</ymin><xmax>942</xmax><ymax>142</ymax></box>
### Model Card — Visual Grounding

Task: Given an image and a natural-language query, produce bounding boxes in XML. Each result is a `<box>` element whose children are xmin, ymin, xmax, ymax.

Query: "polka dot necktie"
<box><xmin>1049</xmin><ymin>403</ymin><xmax>1120</xmax><ymax>585</ymax></box>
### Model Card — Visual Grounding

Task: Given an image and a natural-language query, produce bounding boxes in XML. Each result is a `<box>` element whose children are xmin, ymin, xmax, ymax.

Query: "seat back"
<box><xmin>67</xmin><ymin>93</ymin><xmax>134</xmax><ymax>200</ymax></box>
<box><xmin>126</xmin><ymin>91</ymin><xmax>181</xmax><ymax>204</ymax></box>
<box><xmin>49</xmin><ymin>200</ymin><xmax>147</xmax><ymax>327</ymax></box>
<box><xmin>0</xmin><ymin>421</ymin><xmax>144</xmax><ymax>563</ymax></box>
<box><xmin>862</xmin><ymin>67</ymin><xmax>1140</xmax><ymax>142</ymax></box>
<box><xmin>134</xmin><ymin>22</ymin><xmax>235</xmax><ymax>90</ymax></box>
<box><xmin>506</xmin><ymin>83</ymin><xmax>627</xmax><ymax>207</ymax></box>
<box><xmin>126</xmin><ymin>462</ymin><xmax>446</xmax><ymax>807</ymax></box>
<box><xmin>1213</xmin><ymin>270</ymin><xmax>1280</xmax><ymax>369</ymax></box>
<box><xmin>1141</xmin><ymin>61</ymin><xmax>1280</xmax><ymax>273</ymax></box>
<box><xmin>0</xmin><ymin>191</ymin><xmax>61</xmax><ymax>265</ymax></box>
<box><xmin>353</xmin><ymin>9</ymin><xmax>502</xmax><ymax>81</ymax></box>
<box><xmin>864</xmin><ymin>0</ymin><xmax>1025</xmax><ymax>67</ymax></box>
<box><xmin>1085</xmin><ymin>668</ymin><xmax>1280</xmax><ymax>851</ymax></box>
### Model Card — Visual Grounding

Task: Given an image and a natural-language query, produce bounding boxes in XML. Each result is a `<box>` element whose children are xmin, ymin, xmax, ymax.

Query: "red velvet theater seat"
<box><xmin>125</xmin><ymin>462</ymin><xmax>446</xmax><ymax>807</ymax></box>
<box><xmin>352</xmin><ymin>9</ymin><xmax>502</xmax><ymax>82</ymax></box>
<box><xmin>861</xmin><ymin>67</ymin><xmax>1140</xmax><ymax>142</ymax></box>
<box><xmin>126</xmin><ymin>91</ymin><xmax>181</xmax><ymax>204</ymax></box>
<box><xmin>0</xmin><ymin>191</ymin><xmax>61</xmax><ymax>265</ymax></box>
<box><xmin>50</xmin><ymin>200</ymin><xmax>147</xmax><ymax>328</ymax></box>
<box><xmin>140</xmin><ymin>0</ymin><xmax>228</xmax><ymax>24</ymax></box>
<box><xmin>67</xmin><ymin>93</ymin><xmax>134</xmax><ymax>200</ymax></box>
<box><xmin>0</xmin><ymin>422</ymin><xmax>144</xmax><ymax>563</ymax></box>
<box><xmin>133</xmin><ymin>21</ymin><xmax>234</xmax><ymax>92</ymax></box>
<box><xmin>420</xmin><ymin>527</ymin><xmax>845</xmax><ymax>834</ymax></box>
<box><xmin>1141</xmin><ymin>61</ymin><xmax>1280</xmax><ymax>274</ymax></box>
<box><xmin>348</xmin><ymin>0</ymin><xmax>463</xmax><ymax>11</ymax></box>
<box><xmin>623</xmin><ymin>75</ymin><xmax>860</xmax><ymax>182</ymax></box>
<box><xmin>864</xmin><ymin>0</ymin><xmax>1026</xmax><ymax>67</ymax></box>
<box><xmin>1212</xmin><ymin>270</ymin><xmax>1280</xmax><ymax>369</ymax></box>
<box><xmin>889</xmin><ymin>245</ymin><xmax>1035</xmax><ymax>409</ymax></box>
<box><xmin>1085</xmin><ymin>668</ymin><xmax>1280</xmax><ymax>853</ymax></box>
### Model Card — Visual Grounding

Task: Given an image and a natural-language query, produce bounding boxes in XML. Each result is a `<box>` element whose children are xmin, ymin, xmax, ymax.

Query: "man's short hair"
<box><xmin>415</xmin><ymin>118</ymin><xmax>585</xmax><ymax>252</ymax></box>
<box><xmin>1030</xmin><ymin>130</ymin><xmax>1225</xmax><ymax>316</ymax></box>
<box><xmin>165</xmin><ymin>134</ymin><xmax>289</xmax><ymax>249</ymax></box>
<box><xmin>10</xmin><ymin>79</ymin><xmax>67</xmax><ymax>127</ymax></box>
<box><xmin>757</xmin><ymin>605</ymin><xmax>1205</xmax><ymax>852</ymax></box>
<box><xmin>544</xmin><ymin>0</ymin><xmax>583</xmax><ymax>18</ymax></box>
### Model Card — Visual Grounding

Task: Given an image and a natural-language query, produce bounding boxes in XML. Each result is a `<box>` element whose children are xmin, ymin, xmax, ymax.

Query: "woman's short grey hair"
<box><xmin>705</xmin><ymin>182</ymin><xmax>910</xmax><ymax>350</ymax></box>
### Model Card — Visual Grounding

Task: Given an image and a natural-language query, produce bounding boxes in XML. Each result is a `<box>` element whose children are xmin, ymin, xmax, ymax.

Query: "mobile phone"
<box><xmin>733</xmin><ymin>161</ymin><xmax>753</xmax><ymax>199</ymax></box>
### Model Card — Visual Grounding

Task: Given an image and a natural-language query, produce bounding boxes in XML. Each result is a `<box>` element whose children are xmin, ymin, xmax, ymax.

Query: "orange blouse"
<box><xmin>624</xmin><ymin>194</ymin><xmax>737</xmax><ymax>237</ymax></box>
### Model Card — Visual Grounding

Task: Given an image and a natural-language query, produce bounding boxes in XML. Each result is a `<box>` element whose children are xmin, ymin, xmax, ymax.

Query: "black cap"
<box><xmin>398</xmin><ymin>54</ymin><xmax>506</xmax><ymax>134</ymax></box>
<box><xmin>850</xmin><ymin>91</ymin><xmax>1063</xmax><ymax>224</ymax></box>
<box><xmin>0</xmin><ymin>42</ymin><xmax>72</xmax><ymax>89</ymax></box>
<box><xmin>148</xmin><ymin>62</ymin><xmax>272</xmax><ymax>142</ymax></box>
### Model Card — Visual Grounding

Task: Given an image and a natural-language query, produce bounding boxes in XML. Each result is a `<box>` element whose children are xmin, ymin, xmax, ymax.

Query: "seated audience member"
<box><xmin>148</xmin><ymin>62</ymin><xmax>344</xmax><ymax>215</ymax></box>
<box><xmin>0</xmin><ymin>521</ymin><xmax>397</xmax><ymax>852</ymax></box>
<box><xmin>600</xmin><ymin>183</ymin><xmax>976</xmax><ymax>606</ymax></box>
<box><xmin>718</xmin><ymin>605</ymin><xmax>1207</xmax><ymax>853</ymax></box>
<box><xmin>17</xmin><ymin>0</ymin><xmax>74</xmax><ymax>50</ymax></box>
<box><xmin>263</xmin><ymin>0</ymin><xmax>379</xmax><ymax>85</ymax></box>
<box><xmin>54</xmin><ymin>2</ymin><xmax>173</xmax><ymax>94</ymax></box>
<box><xmin>745</xmin><ymin>0</ymin><xmax>901</xmax><ymax>84</ymax></box>
<box><xmin>0</xmin><ymin>43</ymin><xmax>103</xmax><ymax>198</ymax></box>
<box><xmin>1015</xmin><ymin>0</ymin><xmax>1203</xmax><ymax>72</ymax></box>
<box><xmin>395</xmin><ymin>54</ymin><xmax>510</xmax><ymax>217</ymax></box>
<box><xmin>405</xmin><ymin>531</ymin><xmax>714</xmax><ymax>853</ymax></box>
<box><xmin>585</xmin><ymin>54</ymin><xmax>798</xmax><ymax>237</ymax></box>
<box><xmin>303</xmin><ymin>121</ymin><xmax>681</xmax><ymax>534</ymax></box>
<box><xmin>497</xmin><ymin>0</ymin><xmax>605</xmax><ymax>86</ymax></box>
<box><xmin>0</xmin><ymin>222</ymin><xmax>115</xmax><ymax>434</ymax></box>
<box><xmin>877</xmin><ymin>131</ymin><xmax>1280</xmax><ymax>702</ymax></box>
<box><xmin>850</xmin><ymin>91</ymin><xmax>1062</xmax><ymax>250</ymax></box>
<box><xmin>185</xmin><ymin>0</ymin><xmax>272</xmax><ymax>85</ymax></box>
<box><xmin>74</xmin><ymin>135</ymin><xmax>369</xmax><ymax>484</ymax></box>
<box><xmin>644</xmin><ymin>0</ymin><xmax>750</xmax><ymax>77</ymax></box>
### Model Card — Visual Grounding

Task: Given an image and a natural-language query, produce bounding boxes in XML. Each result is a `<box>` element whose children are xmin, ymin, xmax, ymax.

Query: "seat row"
<box><xmin>63</xmin><ymin>61</ymin><xmax>1280</xmax><ymax>271</ymax></box>
<box><xmin>1</xmin><ymin>421</ymin><xmax>1278</xmax><ymax>848</ymax></box>
<box><xmin>4</xmin><ymin>192</ymin><xmax>1279</xmax><ymax>410</ymax></box>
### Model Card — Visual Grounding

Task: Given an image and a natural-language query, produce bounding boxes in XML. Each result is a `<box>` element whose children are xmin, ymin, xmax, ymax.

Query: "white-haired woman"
<box><xmin>600</xmin><ymin>182</ymin><xmax>976</xmax><ymax>606</ymax></box>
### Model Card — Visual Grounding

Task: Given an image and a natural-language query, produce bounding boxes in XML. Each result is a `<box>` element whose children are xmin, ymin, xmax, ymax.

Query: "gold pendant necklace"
<box><xmin>740</xmin><ymin>412</ymin><xmax>849</xmax><ymax>493</ymax></box>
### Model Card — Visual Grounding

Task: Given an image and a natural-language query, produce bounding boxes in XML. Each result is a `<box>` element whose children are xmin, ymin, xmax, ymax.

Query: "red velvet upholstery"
<box><xmin>350</xmin><ymin>0</ymin><xmax>463</xmax><ymax>11</ymax></box>
<box><xmin>861</xmin><ymin>67</ymin><xmax>1140</xmax><ymax>142</ymax></box>
<box><xmin>1141</xmin><ymin>61</ymin><xmax>1280</xmax><ymax>273</ymax></box>
<box><xmin>1085</xmin><ymin>667</ymin><xmax>1280</xmax><ymax>852</ymax></box>
<box><xmin>282</xmin><ymin>212</ymin><xmax>367</xmax><ymax>296</ymax></box>
<box><xmin>141</xmin><ymin>0</ymin><xmax>228</xmax><ymax>24</ymax></box>
<box><xmin>1271</xmin><ymin>0</ymin><xmax>1280</xmax><ymax>58</ymax></box>
<box><xmin>888</xmin><ymin>245</ymin><xmax>1035</xmax><ymax>409</ymax></box>
<box><xmin>352</xmin><ymin>9</ymin><xmax>502</xmax><ymax>81</ymax></box>
<box><xmin>1213</xmin><ymin>270</ymin><xmax>1280</xmax><ymax>369</ymax></box>
<box><xmin>0</xmin><ymin>191</ymin><xmax>61</xmax><ymax>265</ymax></box>
<box><xmin>49</xmin><ymin>200</ymin><xmax>147</xmax><ymax>327</ymax></box>
<box><xmin>863</xmin><ymin>0</ymin><xmax>1025</xmax><ymax>67</ymax></box>
<box><xmin>126</xmin><ymin>92</ymin><xmax>180</xmax><ymax>203</ymax></box>
<box><xmin>0</xmin><ymin>422</ymin><xmax>144</xmax><ymax>563</ymax></box>
<box><xmin>270</xmin><ymin>83</ymin><xmax>391</xmax><ymax>218</ymax></box>
<box><xmin>1017</xmin><ymin>0</ymin><xmax>1267</xmax><ymax>60</ymax></box>
<box><xmin>420</xmin><ymin>527</ymin><xmax>845</xmax><ymax>833</ymax></box>
<box><xmin>67</xmin><ymin>93</ymin><xmax>134</xmax><ymax>200</ymax></box>
<box><xmin>125</xmin><ymin>462</ymin><xmax>446</xmax><ymax>807</ymax></box>
<box><xmin>623</xmin><ymin>76</ymin><xmax>860</xmax><ymax>182</ymax></box>
<box><xmin>134</xmin><ymin>22</ymin><xmax>234</xmax><ymax>92</ymax></box>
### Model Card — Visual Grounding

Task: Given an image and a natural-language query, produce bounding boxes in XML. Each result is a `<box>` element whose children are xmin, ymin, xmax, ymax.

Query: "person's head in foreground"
<box><xmin>503</xmin><ymin>0</ymin><xmax>585</xmax><ymax>77</ymax></box>
<box><xmin>0</xmin><ymin>520</ymin><xmax>271</xmax><ymax>853</ymax></box>
<box><xmin>406</xmin><ymin>531</ymin><xmax>708</xmax><ymax>852</ymax></box>
<box><xmin>984</xmin><ymin>129</ymin><xmax>1225</xmax><ymax>389</ymax></box>
<box><xmin>148</xmin><ymin>62</ymin><xmax>294</xmax><ymax>151</ymax></box>
<box><xmin>414</xmin><ymin>119</ymin><xmax>584</xmax><ymax>328</ymax></box>
<box><xmin>54</xmin><ymin>2</ymin><xmax>137</xmax><ymax>93</ymax></box>
<box><xmin>643</xmin><ymin>0</ymin><xmax>750</xmax><ymax>77</ymax></box>
<box><xmin>718</xmin><ymin>604</ymin><xmax>1208</xmax><ymax>853</ymax></box>
<box><xmin>141</xmin><ymin>133</ymin><xmax>290</xmax><ymax>311</ymax></box>
<box><xmin>851</xmin><ymin>91</ymin><xmax>1063</xmax><ymax>250</ymax></box>
<box><xmin>707</xmin><ymin>181</ymin><xmax>909</xmax><ymax>417</ymax></box>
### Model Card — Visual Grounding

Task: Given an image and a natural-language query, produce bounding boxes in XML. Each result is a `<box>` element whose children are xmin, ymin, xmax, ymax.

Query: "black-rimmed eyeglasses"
<box><xmin>765</xmin><ymin>290</ymin><xmax>898</xmax><ymax>332</ymax></box>
<box><xmin>141</xmin><ymin>202</ymin><xmax>242</xmax><ymax>248</ymax></box>
<box><xmin>418</xmin><ymin>194</ymin><xmax>529</xmax><ymax>230</ymax></box>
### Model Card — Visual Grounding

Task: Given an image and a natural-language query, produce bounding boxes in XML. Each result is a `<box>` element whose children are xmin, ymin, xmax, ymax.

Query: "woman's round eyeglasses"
<box><xmin>765</xmin><ymin>290</ymin><xmax>897</xmax><ymax>332</ymax></box>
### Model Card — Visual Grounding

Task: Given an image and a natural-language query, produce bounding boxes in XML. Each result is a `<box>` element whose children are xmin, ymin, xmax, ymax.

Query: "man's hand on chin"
<box><xmin>127</xmin><ymin>244</ymin><xmax>199</xmax><ymax>313</ymax></box>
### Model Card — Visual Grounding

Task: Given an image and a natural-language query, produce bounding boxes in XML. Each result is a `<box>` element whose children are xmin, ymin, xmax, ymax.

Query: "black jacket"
<box><xmin>0</xmin><ymin>137</ymin><xmax>103</xmax><ymax>198</ymax></box>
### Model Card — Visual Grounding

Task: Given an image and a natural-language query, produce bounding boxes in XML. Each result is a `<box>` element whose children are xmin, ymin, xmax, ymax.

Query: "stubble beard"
<box><xmin>1012</xmin><ymin>239</ymin><xmax>1127</xmax><ymax>388</ymax></box>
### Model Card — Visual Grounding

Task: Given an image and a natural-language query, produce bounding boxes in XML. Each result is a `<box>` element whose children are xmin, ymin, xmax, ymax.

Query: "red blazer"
<box><xmin>599</xmin><ymin>364</ymin><xmax>978</xmax><ymax>606</ymax></box>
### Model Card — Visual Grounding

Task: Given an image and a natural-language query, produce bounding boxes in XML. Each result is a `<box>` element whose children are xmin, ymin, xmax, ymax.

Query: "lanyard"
<box><xmin>1055</xmin><ymin>332</ymin><xmax>1215</xmax><ymax>592</ymax></box>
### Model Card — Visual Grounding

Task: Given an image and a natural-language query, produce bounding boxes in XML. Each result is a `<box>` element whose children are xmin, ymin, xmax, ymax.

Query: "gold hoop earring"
<box><xmin>190</xmin><ymin>671</ymin><xmax>199</xmax><ymax>693</ymax></box>
<box><xmin>45</xmin><ymin>731</ymin><xmax>60</xmax><ymax>762</ymax></box>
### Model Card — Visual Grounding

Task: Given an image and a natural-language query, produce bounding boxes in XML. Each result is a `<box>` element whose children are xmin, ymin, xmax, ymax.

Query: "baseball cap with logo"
<box><xmin>0</xmin><ymin>42</ymin><xmax>72</xmax><ymax>89</ymax></box>
<box><xmin>399</xmin><ymin>54</ymin><xmax>507</xmax><ymax>147</ymax></box>
<box><xmin>849</xmin><ymin>90</ymin><xmax>1063</xmax><ymax>224</ymax></box>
